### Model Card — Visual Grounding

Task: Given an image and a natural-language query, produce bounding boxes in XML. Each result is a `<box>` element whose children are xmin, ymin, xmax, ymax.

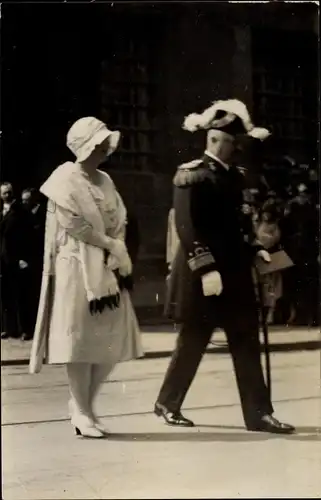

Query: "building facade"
<box><xmin>1</xmin><ymin>2</ymin><xmax>318</xmax><ymax>318</ymax></box>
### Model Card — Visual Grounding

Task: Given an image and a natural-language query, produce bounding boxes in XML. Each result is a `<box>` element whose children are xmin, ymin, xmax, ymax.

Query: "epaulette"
<box><xmin>173</xmin><ymin>159</ymin><xmax>208</xmax><ymax>187</ymax></box>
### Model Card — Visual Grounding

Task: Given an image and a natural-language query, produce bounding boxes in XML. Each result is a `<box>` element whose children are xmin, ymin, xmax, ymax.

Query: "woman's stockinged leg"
<box><xmin>87</xmin><ymin>362</ymin><xmax>118</xmax><ymax>435</ymax></box>
<box><xmin>89</xmin><ymin>363</ymin><xmax>114</xmax><ymax>427</ymax></box>
<box><xmin>67</xmin><ymin>362</ymin><xmax>92</xmax><ymax>416</ymax></box>
<box><xmin>89</xmin><ymin>364</ymin><xmax>113</xmax><ymax>403</ymax></box>
<box><xmin>67</xmin><ymin>362</ymin><xmax>105</xmax><ymax>438</ymax></box>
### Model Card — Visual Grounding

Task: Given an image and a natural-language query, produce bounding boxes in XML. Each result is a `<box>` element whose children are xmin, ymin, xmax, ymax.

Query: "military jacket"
<box><xmin>172</xmin><ymin>154</ymin><xmax>264</xmax><ymax>278</ymax></box>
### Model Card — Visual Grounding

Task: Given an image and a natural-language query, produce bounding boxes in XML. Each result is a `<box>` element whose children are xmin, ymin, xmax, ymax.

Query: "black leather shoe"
<box><xmin>154</xmin><ymin>403</ymin><xmax>194</xmax><ymax>427</ymax></box>
<box><xmin>247</xmin><ymin>414</ymin><xmax>295</xmax><ymax>434</ymax></box>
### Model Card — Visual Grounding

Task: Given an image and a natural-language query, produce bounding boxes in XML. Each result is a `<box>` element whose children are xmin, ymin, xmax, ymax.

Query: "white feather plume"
<box><xmin>212</xmin><ymin>99</ymin><xmax>252</xmax><ymax>128</ymax></box>
<box><xmin>199</xmin><ymin>104</ymin><xmax>218</xmax><ymax>128</ymax></box>
<box><xmin>183</xmin><ymin>103</ymin><xmax>219</xmax><ymax>132</ymax></box>
<box><xmin>183</xmin><ymin>98</ymin><xmax>271</xmax><ymax>140</ymax></box>
<box><xmin>182</xmin><ymin>113</ymin><xmax>203</xmax><ymax>132</ymax></box>
<box><xmin>248</xmin><ymin>127</ymin><xmax>271</xmax><ymax>141</ymax></box>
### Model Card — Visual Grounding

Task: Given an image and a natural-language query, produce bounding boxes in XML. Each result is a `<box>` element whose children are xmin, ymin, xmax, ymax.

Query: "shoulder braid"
<box><xmin>173</xmin><ymin>159</ymin><xmax>209</xmax><ymax>187</ymax></box>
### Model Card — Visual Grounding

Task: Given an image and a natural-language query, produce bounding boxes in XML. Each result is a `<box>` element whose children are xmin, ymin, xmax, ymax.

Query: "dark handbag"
<box><xmin>255</xmin><ymin>249</ymin><xmax>294</xmax><ymax>276</ymax></box>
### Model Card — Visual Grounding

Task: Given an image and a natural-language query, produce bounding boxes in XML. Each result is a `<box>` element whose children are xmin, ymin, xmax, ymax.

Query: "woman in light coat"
<box><xmin>29</xmin><ymin>117</ymin><xmax>143</xmax><ymax>438</ymax></box>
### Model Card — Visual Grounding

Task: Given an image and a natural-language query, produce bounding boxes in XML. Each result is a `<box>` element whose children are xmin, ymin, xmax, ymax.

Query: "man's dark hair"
<box><xmin>1</xmin><ymin>182</ymin><xmax>13</xmax><ymax>190</ymax></box>
<box><xmin>22</xmin><ymin>187</ymin><xmax>37</xmax><ymax>197</ymax></box>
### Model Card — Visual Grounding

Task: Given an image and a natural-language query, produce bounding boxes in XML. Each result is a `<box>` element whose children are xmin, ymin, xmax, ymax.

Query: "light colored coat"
<box><xmin>29</xmin><ymin>164</ymin><xmax>143</xmax><ymax>373</ymax></box>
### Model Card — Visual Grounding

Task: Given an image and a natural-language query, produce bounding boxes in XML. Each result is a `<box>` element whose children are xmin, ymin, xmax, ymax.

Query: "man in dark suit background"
<box><xmin>20</xmin><ymin>188</ymin><xmax>47</xmax><ymax>340</ymax></box>
<box><xmin>280</xmin><ymin>184</ymin><xmax>319</xmax><ymax>326</ymax></box>
<box><xmin>0</xmin><ymin>182</ymin><xmax>32</xmax><ymax>339</ymax></box>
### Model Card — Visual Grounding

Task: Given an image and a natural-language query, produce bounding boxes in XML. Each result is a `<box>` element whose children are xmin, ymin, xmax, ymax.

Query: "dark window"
<box><xmin>101</xmin><ymin>34</ymin><xmax>156</xmax><ymax>171</ymax></box>
<box><xmin>252</xmin><ymin>27</ymin><xmax>318</xmax><ymax>163</ymax></box>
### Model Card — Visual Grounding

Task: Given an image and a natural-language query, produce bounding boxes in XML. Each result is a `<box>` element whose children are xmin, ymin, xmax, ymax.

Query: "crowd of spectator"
<box><xmin>0</xmin><ymin>183</ymin><xmax>46</xmax><ymax>341</ymax></box>
<box><xmin>245</xmin><ymin>157</ymin><xmax>319</xmax><ymax>327</ymax></box>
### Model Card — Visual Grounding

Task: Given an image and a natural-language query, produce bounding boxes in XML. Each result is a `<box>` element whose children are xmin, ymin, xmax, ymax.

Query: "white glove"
<box><xmin>108</xmin><ymin>238</ymin><xmax>128</xmax><ymax>260</ymax></box>
<box><xmin>108</xmin><ymin>238</ymin><xmax>132</xmax><ymax>276</ymax></box>
<box><xmin>119</xmin><ymin>254</ymin><xmax>133</xmax><ymax>277</ymax></box>
<box><xmin>19</xmin><ymin>260</ymin><xmax>28</xmax><ymax>270</ymax></box>
<box><xmin>257</xmin><ymin>249</ymin><xmax>271</xmax><ymax>263</ymax></box>
<box><xmin>201</xmin><ymin>271</ymin><xmax>223</xmax><ymax>297</ymax></box>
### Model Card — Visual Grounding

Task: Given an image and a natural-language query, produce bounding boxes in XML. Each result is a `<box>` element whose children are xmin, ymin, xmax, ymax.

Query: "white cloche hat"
<box><xmin>183</xmin><ymin>98</ymin><xmax>271</xmax><ymax>141</ymax></box>
<box><xmin>67</xmin><ymin>117</ymin><xmax>120</xmax><ymax>162</ymax></box>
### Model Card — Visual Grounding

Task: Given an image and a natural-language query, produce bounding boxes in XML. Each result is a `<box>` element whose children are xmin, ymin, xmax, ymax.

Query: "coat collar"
<box><xmin>204</xmin><ymin>150</ymin><xmax>230</xmax><ymax>170</ymax></box>
<box><xmin>202</xmin><ymin>153</ymin><xmax>231</xmax><ymax>174</ymax></box>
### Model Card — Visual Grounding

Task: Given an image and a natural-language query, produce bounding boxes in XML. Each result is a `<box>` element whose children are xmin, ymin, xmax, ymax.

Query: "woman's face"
<box><xmin>88</xmin><ymin>138</ymin><xmax>111</xmax><ymax>166</ymax></box>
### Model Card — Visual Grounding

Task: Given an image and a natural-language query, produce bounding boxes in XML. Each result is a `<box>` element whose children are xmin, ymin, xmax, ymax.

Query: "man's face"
<box><xmin>223</xmin><ymin>135</ymin><xmax>237</xmax><ymax>158</ymax></box>
<box><xmin>230</xmin><ymin>138</ymin><xmax>245</xmax><ymax>164</ymax></box>
<box><xmin>242</xmin><ymin>203</ymin><xmax>252</xmax><ymax>215</ymax></box>
<box><xmin>1</xmin><ymin>185</ymin><xmax>13</xmax><ymax>203</ymax></box>
<box><xmin>22</xmin><ymin>191</ymin><xmax>33</xmax><ymax>208</ymax></box>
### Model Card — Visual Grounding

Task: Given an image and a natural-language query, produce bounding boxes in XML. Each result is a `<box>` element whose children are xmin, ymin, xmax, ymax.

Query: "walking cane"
<box><xmin>255</xmin><ymin>267</ymin><xmax>272</xmax><ymax>399</ymax></box>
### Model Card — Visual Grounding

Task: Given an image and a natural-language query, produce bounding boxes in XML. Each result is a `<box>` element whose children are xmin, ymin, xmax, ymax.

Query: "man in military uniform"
<box><xmin>154</xmin><ymin>99</ymin><xmax>295</xmax><ymax>434</ymax></box>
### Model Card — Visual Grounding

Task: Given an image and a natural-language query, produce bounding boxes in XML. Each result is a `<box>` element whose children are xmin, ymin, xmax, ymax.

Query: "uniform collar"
<box><xmin>204</xmin><ymin>150</ymin><xmax>230</xmax><ymax>171</ymax></box>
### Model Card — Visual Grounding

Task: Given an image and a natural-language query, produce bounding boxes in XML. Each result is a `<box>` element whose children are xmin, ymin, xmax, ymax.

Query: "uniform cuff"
<box><xmin>187</xmin><ymin>251</ymin><xmax>215</xmax><ymax>272</ymax></box>
<box><xmin>187</xmin><ymin>249</ymin><xmax>217</xmax><ymax>278</ymax></box>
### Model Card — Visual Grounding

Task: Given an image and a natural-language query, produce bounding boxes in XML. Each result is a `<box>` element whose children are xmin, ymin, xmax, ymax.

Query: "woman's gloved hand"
<box><xmin>118</xmin><ymin>254</ymin><xmax>133</xmax><ymax>277</ymax></box>
<box><xmin>108</xmin><ymin>238</ymin><xmax>132</xmax><ymax>276</ymax></box>
<box><xmin>108</xmin><ymin>238</ymin><xmax>129</xmax><ymax>262</ymax></box>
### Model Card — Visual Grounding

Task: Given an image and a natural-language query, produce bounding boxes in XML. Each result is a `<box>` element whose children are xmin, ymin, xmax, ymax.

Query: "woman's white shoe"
<box><xmin>91</xmin><ymin>417</ymin><xmax>109</xmax><ymax>435</ymax></box>
<box><xmin>68</xmin><ymin>399</ymin><xmax>108</xmax><ymax>436</ymax></box>
<box><xmin>71</xmin><ymin>414</ymin><xmax>105</xmax><ymax>438</ymax></box>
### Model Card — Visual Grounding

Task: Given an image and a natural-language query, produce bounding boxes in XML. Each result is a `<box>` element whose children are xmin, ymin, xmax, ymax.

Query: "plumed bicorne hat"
<box><xmin>182</xmin><ymin>99</ymin><xmax>271</xmax><ymax>141</ymax></box>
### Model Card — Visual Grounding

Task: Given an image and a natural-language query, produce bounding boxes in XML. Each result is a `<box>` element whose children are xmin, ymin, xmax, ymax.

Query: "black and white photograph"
<box><xmin>1</xmin><ymin>1</ymin><xmax>320</xmax><ymax>498</ymax></box>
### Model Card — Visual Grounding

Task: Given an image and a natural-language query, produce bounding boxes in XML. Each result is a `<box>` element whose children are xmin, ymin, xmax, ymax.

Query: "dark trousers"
<box><xmin>156</xmin><ymin>319</ymin><xmax>273</xmax><ymax>427</ymax></box>
<box><xmin>0</xmin><ymin>263</ymin><xmax>22</xmax><ymax>337</ymax></box>
<box><xmin>19</xmin><ymin>266</ymin><xmax>42</xmax><ymax>337</ymax></box>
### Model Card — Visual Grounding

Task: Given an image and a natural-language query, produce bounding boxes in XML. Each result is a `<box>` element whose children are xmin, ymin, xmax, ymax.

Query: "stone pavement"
<box><xmin>1</xmin><ymin>326</ymin><xmax>320</xmax><ymax>365</ymax></box>
<box><xmin>2</xmin><ymin>347</ymin><xmax>321</xmax><ymax>499</ymax></box>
